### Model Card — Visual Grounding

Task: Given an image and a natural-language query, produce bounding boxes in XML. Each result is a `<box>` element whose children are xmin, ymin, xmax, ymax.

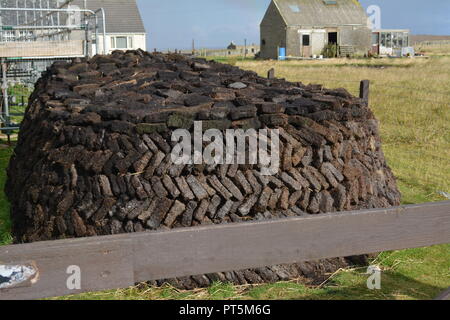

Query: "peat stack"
<box><xmin>6</xmin><ymin>50</ymin><xmax>400</xmax><ymax>288</ymax></box>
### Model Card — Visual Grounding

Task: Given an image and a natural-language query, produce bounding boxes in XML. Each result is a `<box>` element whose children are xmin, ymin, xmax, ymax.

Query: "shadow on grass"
<box><xmin>314</xmin><ymin>272</ymin><xmax>445</xmax><ymax>300</ymax></box>
<box><xmin>0</xmin><ymin>144</ymin><xmax>14</xmax><ymax>245</ymax></box>
<box><xmin>244</xmin><ymin>270</ymin><xmax>446</xmax><ymax>301</ymax></box>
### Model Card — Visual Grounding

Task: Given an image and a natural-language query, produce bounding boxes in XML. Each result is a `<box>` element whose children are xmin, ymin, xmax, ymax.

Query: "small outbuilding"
<box><xmin>371</xmin><ymin>29</ymin><xmax>412</xmax><ymax>57</ymax></box>
<box><xmin>227</xmin><ymin>41</ymin><xmax>238</xmax><ymax>50</ymax></box>
<box><xmin>260</xmin><ymin>0</ymin><xmax>372</xmax><ymax>59</ymax></box>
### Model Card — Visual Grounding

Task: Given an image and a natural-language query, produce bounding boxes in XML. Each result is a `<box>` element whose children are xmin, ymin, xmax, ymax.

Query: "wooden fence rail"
<box><xmin>0</xmin><ymin>201</ymin><xmax>449</xmax><ymax>300</ymax></box>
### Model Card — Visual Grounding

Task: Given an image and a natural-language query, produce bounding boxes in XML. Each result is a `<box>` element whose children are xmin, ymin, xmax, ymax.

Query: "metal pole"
<box><xmin>24</xmin><ymin>0</ymin><xmax>28</xmax><ymax>26</ymax></box>
<box><xmin>95</xmin><ymin>14</ymin><xmax>99</xmax><ymax>55</ymax></box>
<box><xmin>16</xmin><ymin>0</ymin><xmax>19</xmax><ymax>26</ymax></box>
<box><xmin>15</xmin><ymin>0</ymin><xmax>20</xmax><ymax>30</ymax></box>
<box><xmin>84</xmin><ymin>20</ymin><xmax>89</xmax><ymax>56</ymax></box>
<box><xmin>1</xmin><ymin>59</ymin><xmax>10</xmax><ymax>128</ymax></box>
<box><xmin>9</xmin><ymin>25</ymin><xmax>87</xmax><ymax>30</ymax></box>
<box><xmin>33</xmin><ymin>0</ymin><xmax>37</xmax><ymax>26</ymax></box>
<box><xmin>0</xmin><ymin>7</ymin><xmax>94</xmax><ymax>13</ymax></box>
<box><xmin>101</xmin><ymin>8</ymin><xmax>106</xmax><ymax>55</ymax></box>
<box><xmin>39</xmin><ymin>0</ymin><xmax>43</xmax><ymax>27</ymax></box>
<box><xmin>94</xmin><ymin>8</ymin><xmax>106</xmax><ymax>54</ymax></box>
<box><xmin>245</xmin><ymin>39</ymin><xmax>248</xmax><ymax>59</ymax></box>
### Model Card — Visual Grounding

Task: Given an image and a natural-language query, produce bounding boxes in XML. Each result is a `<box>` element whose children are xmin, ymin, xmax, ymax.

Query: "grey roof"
<box><xmin>272</xmin><ymin>0</ymin><xmax>369</xmax><ymax>27</ymax></box>
<box><xmin>73</xmin><ymin>0</ymin><xmax>146</xmax><ymax>33</ymax></box>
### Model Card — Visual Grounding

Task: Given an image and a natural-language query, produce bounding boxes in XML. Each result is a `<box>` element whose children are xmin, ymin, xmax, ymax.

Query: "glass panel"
<box><xmin>386</xmin><ymin>33</ymin><xmax>392</xmax><ymax>48</ymax></box>
<box><xmin>115</xmin><ymin>37</ymin><xmax>128</xmax><ymax>49</ymax></box>
<box><xmin>5</xmin><ymin>31</ymin><xmax>16</xmax><ymax>42</ymax></box>
<box><xmin>398</xmin><ymin>33</ymin><xmax>404</xmax><ymax>47</ymax></box>
<box><xmin>381</xmin><ymin>33</ymin><xmax>386</xmax><ymax>46</ymax></box>
<box><xmin>19</xmin><ymin>31</ymin><xmax>33</xmax><ymax>41</ymax></box>
<box><xmin>393</xmin><ymin>33</ymin><xmax>398</xmax><ymax>47</ymax></box>
<box><xmin>404</xmin><ymin>33</ymin><xmax>409</xmax><ymax>46</ymax></box>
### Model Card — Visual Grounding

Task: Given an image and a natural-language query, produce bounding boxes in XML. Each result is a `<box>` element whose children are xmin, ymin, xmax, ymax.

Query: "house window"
<box><xmin>116</xmin><ymin>37</ymin><xmax>128</xmax><ymax>48</ymax></box>
<box><xmin>386</xmin><ymin>33</ymin><xmax>392</xmax><ymax>48</ymax></box>
<box><xmin>4</xmin><ymin>31</ymin><xmax>16</xmax><ymax>42</ymax></box>
<box><xmin>19</xmin><ymin>31</ymin><xmax>34</xmax><ymax>41</ymax></box>
<box><xmin>398</xmin><ymin>33</ymin><xmax>404</xmax><ymax>47</ymax></box>
<box><xmin>395</xmin><ymin>32</ymin><xmax>409</xmax><ymax>48</ymax></box>
<box><xmin>111</xmin><ymin>36</ymin><xmax>133</xmax><ymax>49</ymax></box>
<box><xmin>302</xmin><ymin>34</ymin><xmax>310</xmax><ymax>46</ymax></box>
<box><xmin>381</xmin><ymin>32</ymin><xmax>393</xmax><ymax>48</ymax></box>
<box><xmin>392</xmin><ymin>33</ymin><xmax>399</xmax><ymax>47</ymax></box>
<box><xmin>371</xmin><ymin>33</ymin><xmax>379</xmax><ymax>45</ymax></box>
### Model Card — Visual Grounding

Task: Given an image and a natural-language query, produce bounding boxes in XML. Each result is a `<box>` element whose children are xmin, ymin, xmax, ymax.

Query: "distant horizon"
<box><xmin>136</xmin><ymin>0</ymin><xmax>450</xmax><ymax>51</ymax></box>
<box><xmin>154</xmin><ymin>33</ymin><xmax>450</xmax><ymax>51</ymax></box>
<box><xmin>151</xmin><ymin>33</ymin><xmax>450</xmax><ymax>52</ymax></box>
<box><xmin>159</xmin><ymin>42</ymin><xmax>262</xmax><ymax>51</ymax></box>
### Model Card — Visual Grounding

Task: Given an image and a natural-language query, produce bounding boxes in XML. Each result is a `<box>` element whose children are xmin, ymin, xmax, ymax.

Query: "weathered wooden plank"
<box><xmin>133</xmin><ymin>201</ymin><xmax>450</xmax><ymax>281</ymax></box>
<box><xmin>359</xmin><ymin>79</ymin><xmax>370</xmax><ymax>105</ymax></box>
<box><xmin>435</xmin><ymin>287</ymin><xmax>450</xmax><ymax>300</ymax></box>
<box><xmin>0</xmin><ymin>40</ymin><xmax>85</xmax><ymax>58</ymax></box>
<box><xmin>0</xmin><ymin>263</ymin><xmax>38</xmax><ymax>290</ymax></box>
<box><xmin>267</xmin><ymin>68</ymin><xmax>275</xmax><ymax>79</ymax></box>
<box><xmin>0</xmin><ymin>238</ymin><xmax>134</xmax><ymax>300</ymax></box>
<box><xmin>0</xmin><ymin>201</ymin><xmax>449</xmax><ymax>300</ymax></box>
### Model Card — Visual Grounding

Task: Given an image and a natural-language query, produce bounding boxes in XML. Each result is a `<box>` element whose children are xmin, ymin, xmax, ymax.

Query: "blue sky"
<box><xmin>136</xmin><ymin>0</ymin><xmax>450</xmax><ymax>50</ymax></box>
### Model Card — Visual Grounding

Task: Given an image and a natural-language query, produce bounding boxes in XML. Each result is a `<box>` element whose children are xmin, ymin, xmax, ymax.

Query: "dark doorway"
<box><xmin>302</xmin><ymin>34</ymin><xmax>310</xmax><ymax>46</ymax></box>
<box><xmin>301</xmin><ymin>34</ymin><xmax>311</xmax><ymax>57</ymax></box>
<box><xmin>328</xmin><ymin>32</ymin><xmax>338</xmax><ymax>44</ymax></box>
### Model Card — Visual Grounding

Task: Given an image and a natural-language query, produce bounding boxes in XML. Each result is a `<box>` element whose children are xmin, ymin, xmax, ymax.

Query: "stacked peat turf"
<box><xmin>6</xmin><ymin>50</ymin><xmax>400</xmax><ymax>288</ymax></box>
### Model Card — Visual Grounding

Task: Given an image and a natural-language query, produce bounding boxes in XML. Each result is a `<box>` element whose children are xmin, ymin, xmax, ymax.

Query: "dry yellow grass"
<box><xmin>236</xmin><ymin>56</ymin><xmax>450</xmax><ymax>204</ymax></box>
<box><xmin>415</xmin><ymin>43</ymin><xmax>450</xmax><ymax>56</ymax></box>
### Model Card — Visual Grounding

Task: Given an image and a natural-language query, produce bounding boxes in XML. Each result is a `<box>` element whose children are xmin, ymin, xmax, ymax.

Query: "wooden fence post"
<box><xmin>268</xmin><ymin>68</ymin><xmax>275</xmax><ymax>79</ymax></box>
<box><xmin>360</xmin><ymin>80</ymin><xmax>370</xmax><ymax>105</ymax></box>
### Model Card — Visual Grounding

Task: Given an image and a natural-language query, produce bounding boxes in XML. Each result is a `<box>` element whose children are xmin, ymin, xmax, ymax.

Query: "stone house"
<box><xmin>260</xmin><ymin>0</ymin><xmax>372</xmax><ymax>59</ymax></box>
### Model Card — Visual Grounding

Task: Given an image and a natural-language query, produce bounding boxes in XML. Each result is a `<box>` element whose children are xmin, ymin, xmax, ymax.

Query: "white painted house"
<box><xmin>73</xmin><ymin>0</ymin><xmax>147</xmax><ymax>54</ymax></box>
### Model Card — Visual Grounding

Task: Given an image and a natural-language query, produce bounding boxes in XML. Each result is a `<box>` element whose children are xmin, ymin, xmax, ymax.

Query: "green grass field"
<box><xmin>0</xmin><ymin>48</ymin><xmax>449</xmax><ymax>300</ymax></box>
<box><xmin>0</xmin><ymin>146</ymin><xmax>13</xmax><ymax>246</ymax></box>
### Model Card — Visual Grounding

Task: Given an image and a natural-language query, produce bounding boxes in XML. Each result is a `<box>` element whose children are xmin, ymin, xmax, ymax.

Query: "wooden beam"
<box><xmin>359</xmin><ymin>79</ymin><xmax>370</xmax><ymax>105</ymax></box>
<box><xmin>0</xmin><ymin>201</ymin><xmax>449</xmax><ymax>300</ymax></box>
<box><xmin>267</xmin><ymin>68</ymin><xmax>275</xmax><ymax>79</ymax></box>
<box><xmin>0</xmin><ymin>40</ymin><xmax>84</xmax><ymax>58</ymax></box>
<box><xmin>132</xmin><ymin>201</ymin><xmax>450</xmax><ymax>282</ymax></box>
<box><xmin>0</xmin><ymin>238</ymin><xmax>134</xmax><ymax>300</ymax></box>
<box><xmin>435</xmin><ymin>287</ymin><xmax>450</xmax><ymax>300</ymax></box>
